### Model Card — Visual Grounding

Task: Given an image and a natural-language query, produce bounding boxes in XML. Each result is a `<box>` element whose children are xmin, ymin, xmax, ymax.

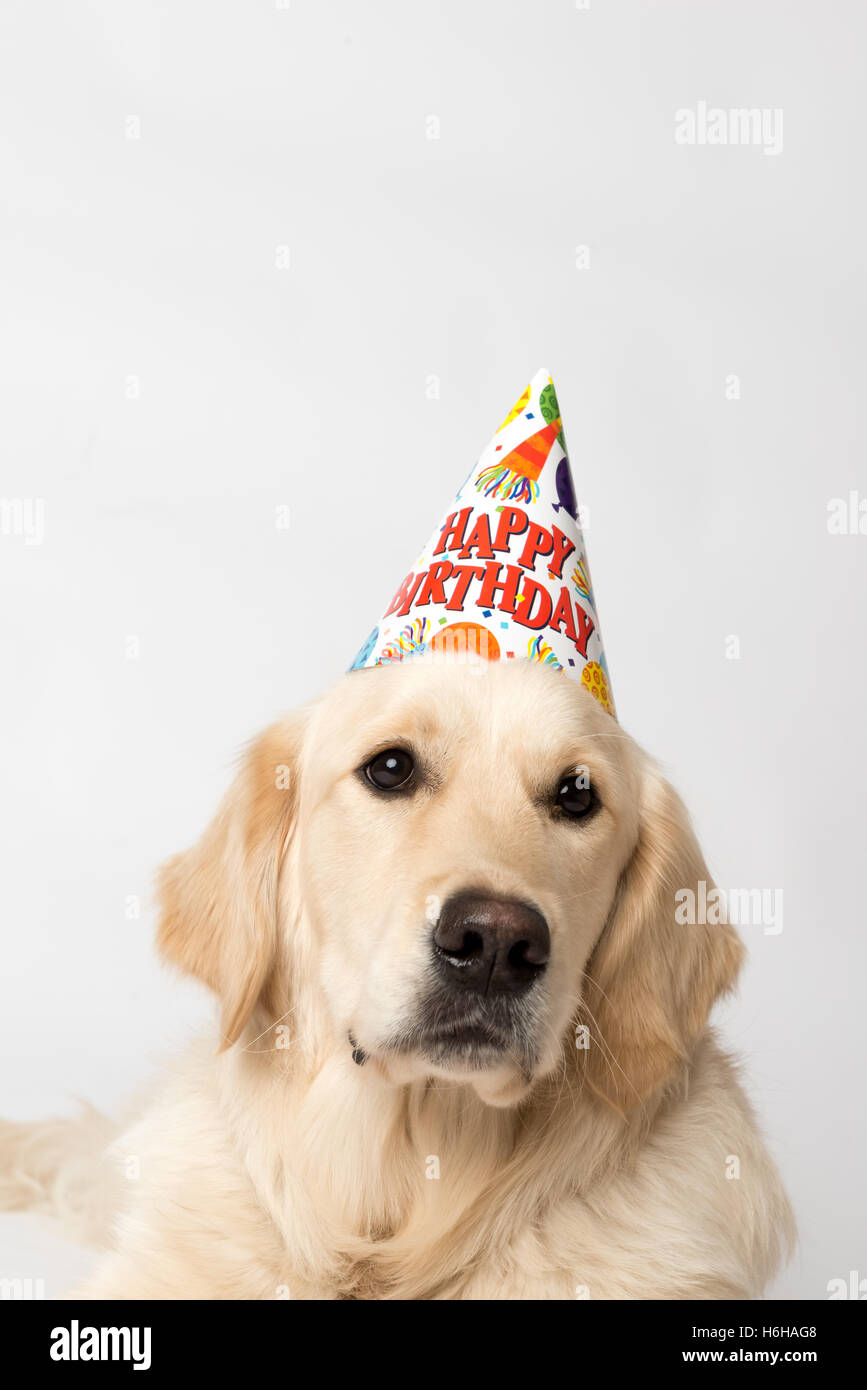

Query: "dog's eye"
<box><xmin>556</xmin><ymin>775</ymin><xmax>596</xmax><ymax>820</ymax></box>
<box><xmin>364</xmin><ymin>748</ymin><xmax>415</xmax><ymax>791</ymax></box>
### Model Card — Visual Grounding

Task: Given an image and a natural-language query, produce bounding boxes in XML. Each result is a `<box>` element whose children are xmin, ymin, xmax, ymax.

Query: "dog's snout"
<box><xmin>432</xmin><ymin>893</ymin><xmax>550</xmax><ymax>996</ymax></box>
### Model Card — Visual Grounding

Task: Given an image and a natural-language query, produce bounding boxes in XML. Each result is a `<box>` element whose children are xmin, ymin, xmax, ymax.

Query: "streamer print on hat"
<box><xmin>475</xmin><ymin>381</ymin><xmax>564</xmax><ymax>505</ymax></box>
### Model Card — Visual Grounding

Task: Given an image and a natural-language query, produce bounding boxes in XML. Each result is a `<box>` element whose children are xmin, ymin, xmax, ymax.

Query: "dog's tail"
<box><xmin>0</xmin><ymin>1106</ymin><xmax>121</xmax><ymax>1247</ymax></box>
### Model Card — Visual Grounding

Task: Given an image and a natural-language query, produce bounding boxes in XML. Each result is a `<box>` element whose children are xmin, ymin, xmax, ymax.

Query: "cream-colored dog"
<box><xmin>1</xmin><ymin>659</ymin><xmax>793</xmax><ymax>1298</ymax></box>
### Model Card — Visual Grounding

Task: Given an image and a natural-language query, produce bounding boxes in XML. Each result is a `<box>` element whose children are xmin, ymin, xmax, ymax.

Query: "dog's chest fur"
<box><xmin>95</xmin><ymin>1035</ymin><xmax>790</xmax><ymax>1300</ymax></box>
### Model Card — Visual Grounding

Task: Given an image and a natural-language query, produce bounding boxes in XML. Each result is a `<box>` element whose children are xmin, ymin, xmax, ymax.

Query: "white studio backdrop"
<box><xmin>1</xmin><ymin>0</ymin><xmax>865</xmax><ymax>1300</ymax></box>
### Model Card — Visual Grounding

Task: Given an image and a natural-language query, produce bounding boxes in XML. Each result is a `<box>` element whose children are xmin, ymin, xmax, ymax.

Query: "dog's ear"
<box><xmin>582</xmin><ymin>763</ymin><xmax>744</xmax><ymax>1114</ymax></box>
<box><xmin>156</xmin><ymin>713</ymin><xmax>306</xmax><ymax>1048</ymax></box>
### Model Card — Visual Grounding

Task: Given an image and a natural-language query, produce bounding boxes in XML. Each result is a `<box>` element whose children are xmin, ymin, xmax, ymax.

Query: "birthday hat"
<box><xmin>348</xmin><ymin>368</ymin><xmax>615</xmax><ymax>718</ymax></box>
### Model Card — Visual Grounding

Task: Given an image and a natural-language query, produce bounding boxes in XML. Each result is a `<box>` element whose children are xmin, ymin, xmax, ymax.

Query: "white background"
<box><xmin>1</xmin><ymin>0</ymin><xmax>865</xmax><ymax>1299</ymax></box>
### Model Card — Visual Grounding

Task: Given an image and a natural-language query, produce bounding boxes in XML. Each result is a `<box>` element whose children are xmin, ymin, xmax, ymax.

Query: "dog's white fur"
<box><xmin>0</xmin><ymin>661</ymin><xmax>794</xmax><ymax>1298</ymax></box>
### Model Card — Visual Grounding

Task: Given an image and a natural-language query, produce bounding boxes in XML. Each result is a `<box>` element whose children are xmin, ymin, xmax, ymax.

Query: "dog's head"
<box><xmin>158</xmin><ymin>660</ymin><xmax>743</xmax><ymax>1111</ymax></box>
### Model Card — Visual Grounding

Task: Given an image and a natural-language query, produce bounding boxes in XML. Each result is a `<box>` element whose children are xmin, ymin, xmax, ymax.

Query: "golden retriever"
<box><xmin>0</xmin><ymin>658</ymin><xmax>793</xmax><ymax>1298</ymax></box>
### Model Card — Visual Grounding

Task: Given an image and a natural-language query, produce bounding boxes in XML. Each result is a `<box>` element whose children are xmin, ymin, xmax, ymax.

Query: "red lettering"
<box><xmin>476</xmin><ymin>561</ymin><xmax>523</xmax><ymax>614</ymax></box>
<box><xmin>416</xmin><ymin>560</ymin><xmax>454</xmax><ymax>607</ymax></box>
<box><xmin>446</xmin><ymin>564</ymin><xmax>485</xmax><ymax>611</ymax></box>
<box><xmin>433</xmin><ymin>507</ymin><xmax>473</xmax><ymax>556</ymax></box>
<box><xmin>385</xmin><ymin>571</ymin><xmax>423</xmax><ymax>618</ymax></box>
<box><xmin>548</xmin><ymin>524</ymin><xmax>576</xmax><ymax>580</ymax></box>
<box><xmin>549</xmin><ymin>587</ymin><xmax>579</xmax><ymax>645</ymax></box>
<box><xmin>550</xmin><ymin>588</ymin><xmax>594</xmax><ymax>656</ymax></box>
<box><xmin>458</xmin><ymin>513</ymin><xmax>496</xmax><ymax>560</ymax></box>
<box><xmin>492</xmin><ymin>507</ymin><xmax>529</xmax><ymax>553</ymax></box>
<box><xmin>573</xmin><ymin>602</ymin><xmax>596</xmax><ymax>658</ymax></box>
<box><xmin>512</xmin><ymin>577</ymin><xmax>553</xmax><ymax>630</ymax></box>
<box><xmin>517</xmin><ymin>521</ymin><xmax>554</xmax><ymax>571</ymax></box>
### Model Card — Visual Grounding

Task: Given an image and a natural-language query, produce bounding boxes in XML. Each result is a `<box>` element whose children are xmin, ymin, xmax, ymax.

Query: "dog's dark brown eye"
<box><xmin>364</xmin><ymin>748</ymin><xmax>415</xmax><ymax>791</ymax></box>
<box><xmin>556</xmin><ymin>775</ymin><xmax>595</xmax><ymax>819</ymax></box>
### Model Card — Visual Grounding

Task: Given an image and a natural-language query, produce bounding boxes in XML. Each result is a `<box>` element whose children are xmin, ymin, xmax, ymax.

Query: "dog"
<box><xmin>0</xmin><ymin>658</ymin><xmax>794</xmax><ymax>1298</ymax></box>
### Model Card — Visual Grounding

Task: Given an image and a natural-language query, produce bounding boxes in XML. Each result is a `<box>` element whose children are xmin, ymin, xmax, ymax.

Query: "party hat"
<box><xmin>348</xmin><ymin>368</ymin><xmax>615</xmax><ymax>718</ymax></box>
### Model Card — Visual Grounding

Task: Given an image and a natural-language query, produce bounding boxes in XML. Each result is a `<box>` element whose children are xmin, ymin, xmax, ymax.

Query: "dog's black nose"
<box><xmin>432</xmin><ymin>893</ymin><xmax>550</xmax><ymax>996</ymax></box>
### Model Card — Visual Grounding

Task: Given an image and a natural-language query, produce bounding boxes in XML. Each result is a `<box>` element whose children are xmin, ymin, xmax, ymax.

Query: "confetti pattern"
<box><xmin>580</xmin><ymin>660</ymin><xmax>615</xmax><ymax>717</ymax></box>
<box><xmin>349</xmin><ymin>626</ymin><xmax>379</xmax><ymax>671</ymax></box>
<box><xmin>571</xmin><ymin>553</ymin><xmax>594</xmax><ymax>608</ymax></box>
<box><xmin>528</xmin><ymin>635</ymin><xmax>563</xmax><ymax>670</ymax></box>
<box><xmin>496</xmin><ymin>384</ymin><xmax>531</xmax><ymax>433</ymax></box>
<box><xmin>376</xmin><ymin>617</ymin><xmax>429</xmax><ymax>663</ymax></box>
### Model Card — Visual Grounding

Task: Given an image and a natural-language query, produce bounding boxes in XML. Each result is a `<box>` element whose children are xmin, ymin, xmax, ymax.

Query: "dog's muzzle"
<box><xmin>372</xmin><ymin>893</ymin><xmax>551</xmax><ymax>1072</ymax></box>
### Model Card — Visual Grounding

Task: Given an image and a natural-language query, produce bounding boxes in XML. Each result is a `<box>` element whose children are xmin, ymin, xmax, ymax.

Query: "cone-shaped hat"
<box><xmin>349</xmin><ymin>368</ymin><xmax>615</xmax><ymax>718</ymax></box>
